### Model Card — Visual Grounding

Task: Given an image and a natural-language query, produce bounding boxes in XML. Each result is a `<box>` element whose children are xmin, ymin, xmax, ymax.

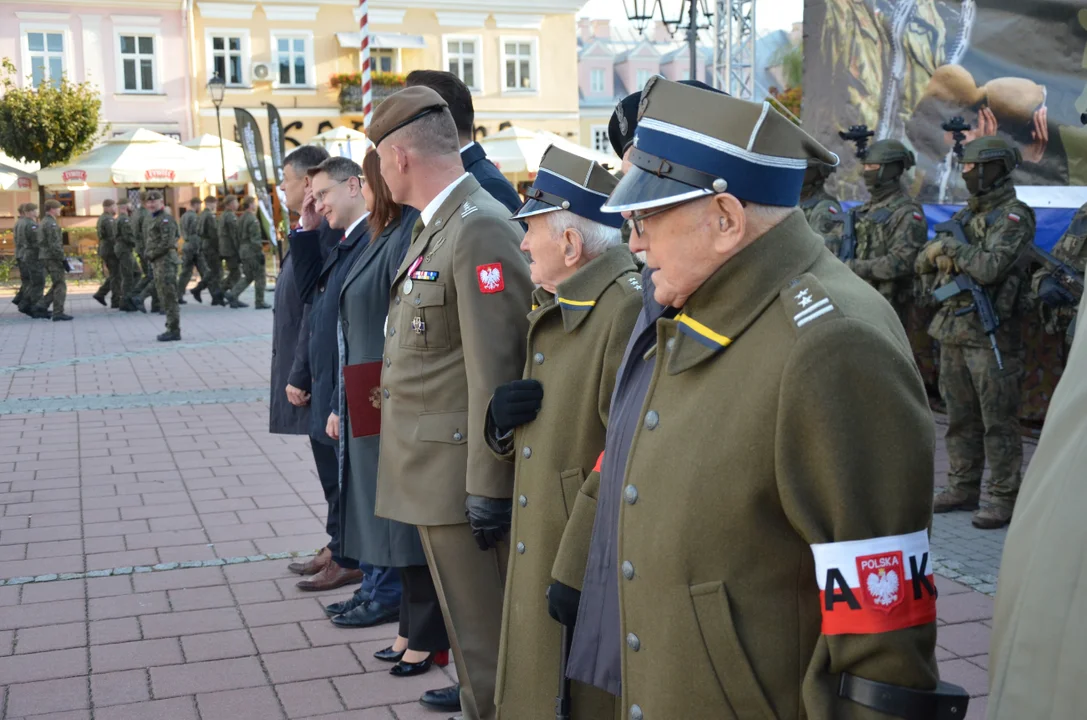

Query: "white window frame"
<box><xmin>270</xmin><ymin>31</ymin><xmax>315</xmax><ymax>89</ymax></box>
<box><xmin>372</xmin><ymin>48</ymin><xmax>398</xmax><ymax>74</ymax></box>
<box><xmin>19</xmin><ymin>24</ymin><xmax>73</xmax><ymax>89</ymax></box>
<box><xmin>590</xmin><ymin>125</ymin><xmax>611</xmax><ymax>155</ymax></box>
<box><xmin>114</xmin><ymin>27</ymin><xmax>161</xmax><ymax>94</ymax></box>
<box><xmin>589</xmin><ymin>67</ymin><xmax>605</xmax><ymax>94</ymax></box>
<box><xmin>635</xmin><ymin>69</ymin><xmax>652</xmax><ymax>91</ymax></box>
<box><xmin>205</xmin><ymin>28</ymin><xmax>251</xmax><ymax>88</ymax></box>
<box><xmin>442</xmin><ymin>34</ymin><xmax>483</xmax><ymax>94</ymax></box>
<box><xmin>500</xmin><ymin>35</ymin><xmax>538</xmax><ymax>94</ymax></box>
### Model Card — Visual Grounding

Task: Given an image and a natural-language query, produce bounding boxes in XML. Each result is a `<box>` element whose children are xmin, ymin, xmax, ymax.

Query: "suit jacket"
<box><xmin>462</xmin><ymin>143</ymin><xmax>521</xmax><ymax>214</ymax></box>
<box><xmin>376</xmin><ymin>175</ymin><xmax>532</xmax><ymax>527</ymax></box>
<box><xmin>308</xmin><ymin>218</ymin><xmax>370</xmax><ymax>444</ymax></box>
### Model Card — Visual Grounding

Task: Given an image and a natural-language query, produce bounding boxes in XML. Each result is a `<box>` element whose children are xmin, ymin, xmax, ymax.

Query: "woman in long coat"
<box><xmin>336</xmin><ymin>150</ymin><xmax>449</xmax><ymax>676</ymax></box>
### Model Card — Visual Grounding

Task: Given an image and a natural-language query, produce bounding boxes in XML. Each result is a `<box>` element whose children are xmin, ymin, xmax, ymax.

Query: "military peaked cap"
<box><xmin>369</xmin><ymin>86</ymin><xmax>449</xmax><ymax>147</ymax></box>
<box><xmin>607</xmin><ymin>79</ymin><xmax>725</xmax><ymax>159</ymax></box>
<box><xmin>603</xmin><ymin>77</ymin><xmax>839</xmax><ymax>212</ymax></box>
<box><xmin>511</xmin><ymin>145</ymin><xmax>623</xmax><ymax>228</ymax></box>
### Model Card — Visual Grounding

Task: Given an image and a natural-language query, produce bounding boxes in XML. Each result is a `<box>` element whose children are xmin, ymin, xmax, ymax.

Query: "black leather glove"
<box><xmin>1038</xmin><ymin>276</ymin><xmax>1076</xmax><ymax>308</ymax></box>
<box><xmin>546</xmin><ymin>581</ymin><xmax>581</xmax><ymax>627</ymax></box>
<box><xmin>465</xmin><ymin>495</ymin><xmax>513</xmax><ymax>551</ymax></box>
<box><xmin>489</xmin><ymin>379</ymin><xmax>544</xmax><ymax>435</ymax></box>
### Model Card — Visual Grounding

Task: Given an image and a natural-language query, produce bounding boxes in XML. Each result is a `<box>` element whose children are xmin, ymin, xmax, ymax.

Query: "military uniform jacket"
<box><xmin>39</xmin><ymin>215</ymin><xmax>64</xmax><ymax>262</ymax></box>
<box><xmin>601</xmin><ymin>211</ymin><xmax>939</xmax><ymax>720</ymax></box>
<box><xmin>846</xmin><ymin>187</ymin><xmax>927</xmax><ymax>307</ymax></box>
<box><xmin>180</xmin><ymin>210</ymin><xmax>199</xmax><ymax>246</ymax></box>
<box><xmin>199</xmin><ymin>208</ymin><xmax>219</xmax><ymax>253</ymax></box>
<box><xmin>916</xmin><ymin>183</ymin><xmax>1035</xmax><ymax>349</ymax></box>
<box><xmin>13</xmin><ymin>217</ymin><xmax>25</xmax><ymax>262</ymax></box>
<box><xmin>238</xmin><ymin>213</ymin><xmax>262</xmax><ymax>260</ymax></box>
<box><xmin>96</xmin><ymin>214</ymin><xmax>116</xmax><ymax>260</ymax></box>
<box><xmin>133</xmin><ymin>207</ymin><xmax>149</xmax><ymax>255</ymax></box>
<box><xmin>146</xmin><ymin>211</ymin><xmax>180</xmax><ymax>262</ymax></box>
<box><xmin>114</xmin><ymin>214</ymin><xmax>136</xmax><ymax>252</ymax></box>
<box><xmin>375</xmin><ymin>175</ymin><xmax>533</xmax><ymax>527</ymax></box>
<box><xmin>219</xmin><ymin>212</ymin><xmax>240</xmax><ymax>257</ymax></box>
<box><xmin>1032</xmin><ymin>202</ymin><xmax>1087</xmax><ymax>336</ymax></box>
<box><xmin>23</xmin><ymin>219</ymin><xmax>42</xmax><ymax>262</ymax></box>
<box><xmin>490</xmin><ymin>246</ymin><xmax>642</xmax><ymax>720</ymax></box>
<box><xmin>801</xmin><ymin>186</ymin><xmax>842</xmax><ymax>238</ymax></box>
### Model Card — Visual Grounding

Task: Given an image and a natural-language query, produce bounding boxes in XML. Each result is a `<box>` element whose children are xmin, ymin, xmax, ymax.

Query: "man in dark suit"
<box><xmin>405</xmin><ymin>70</ymin><xmax>522</xmax><ymax>214</ymax></box>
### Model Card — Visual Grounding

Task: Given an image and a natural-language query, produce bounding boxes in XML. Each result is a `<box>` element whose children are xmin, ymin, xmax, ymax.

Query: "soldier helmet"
<box><xmin>962</xmin><ymin>136</ymin><xmax>1021</xmax><ymax>175</ymax></box>
<box><xmin>864</xmin><ymin>140</ymin><xmax>916</xmax><ymax>169</ymax></box>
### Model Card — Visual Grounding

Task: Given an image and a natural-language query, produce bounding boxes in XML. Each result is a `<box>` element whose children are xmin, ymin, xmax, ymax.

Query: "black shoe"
<box><xmin>132</xmin><ymin>298</ymin><xmax>147</xmax><ymax>313</ymax></box>
<box><xmin>420</xmin><ymin>685</ymin><xmax>461</xmax><ymax>712</ymax></box>
<box><xmin>177</xmin><ymin>297</ymin><xmax>188</xmax><ymax>305</ymax></box>
<box><xmin>191</xmin><ymin>287</ymin><xmax>203</xmax><ymax>303</ymax></box>
<box><xmin>32</xmin><ymin>309</ymin><xmax>52</xmax><ymax>319</ymax></box>
<box><xmin>323</xmin><ymin>588</ymin><xmax>367</xmax><ymax>618</ymax></box>
<box><xmin>330</xmin><ymin>599</ymin><xmax>399</xmax><ymax>628</ymax></box>
<box><xmin>93</xmin><ymin>294</ymin><xmax>107</xmax><ymax>306</ymax></box>
<box><xmin>390</xmin><ymin>650</ymin><xmax>447</xmax><ymax>678</ymax></box>
<box><xmin>211</xmin><ymin>293</ymin><xmax>224</xmax><ymax>306</ymax></box>
<box><xmin>52</xmin><ymin>313</ymin><xmax>73</xmax><ymax>321</ymax></box>
<box><xmin>373</xmin><ymin>646</ymin><xmax>406</xmax><ymax>663</ymax></box>
<box><xmin>157</xmin><ymin>331</ymin><xmax>181</xmax><ymax>342</ymax></box>
<box><xmin>254</xmin><ymin>302</ymin><xmax>271</xmax><ymax>310</ymax></box>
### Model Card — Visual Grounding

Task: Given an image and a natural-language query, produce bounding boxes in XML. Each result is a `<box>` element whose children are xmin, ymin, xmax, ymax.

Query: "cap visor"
<box><xmin>510</xmin><ymin>197</ymin><xmax>562</xmax><ymax>222</ymax></box>
<box><xmin>601</xmin><ymin>165</ymin><xmax>711</xmax><ymax>214</ymax></box>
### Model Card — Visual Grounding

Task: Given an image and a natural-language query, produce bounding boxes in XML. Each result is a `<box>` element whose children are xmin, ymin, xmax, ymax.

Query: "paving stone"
<box><xmin>94</xmin><ymin>697</ymin><xmax>200</xmax><ymax>720</ymax></box>
<box><xmin>180</xmin><ymin>629</ymin><xmax>256</xmax><ymax>662</ymax></box>
<box><xmin>230</xmin><ymin>580</ymin><xmax>284</xmax><ymax>605</ymax></box>
<box><xmin>0</xmin><ymin>629</ymin><xmax>13</xmax><ymax>655</ymax></box>
<box><xmin>937</xmin><ymin>622</ymin><xmax>993</xmax><ymax>658</ymax></box>
<box><xmin>333</xmin><ymin>669</ymin><xmax>449</xmax><ymax>710</ymax></box>
<box><xmin>139</xmin><ymin>606</ymin><xmax>244</xmax><ymax>639</ymax></box>
<box><xmin>15</xmin><ymin>622</ymin><xmax>87</xmax><ymax>654</ymax></box>
<box><xmin>241</xmin><ymin>599</ymin><xmax>328</xmax><ymax>627</ymax></box>
<box><xmin>150</xmin><ymin>656</ymin><xmax>267</xmax><ymax>698</ymax></box>
<box><xmin>91</xmin><ymin>669</ymin><xmax>151</xmax><ymax>707</ymax></box>
<box><xmin>0</xmin><ymin>599</ymin><xmax>85</xmax><ymax>630</ymax></box>
<box><xmin>20</xmin><ymin>578</ymin><xmax>86</xmax><ymax>603</ymax></box>
<box><xmin>262</xmin><ymin>646</ymin><xmax>362</xmax><ymax>684</ymax></box>
<box><xmin>91</xmin><ymin>639</ymin><xmax>184</xmax><ymax>673</ymax></box>
<box><xmin>938</xmin><ymin>591</ymin><xmax>995</xmax><ymax>625</ymax></box>
<box><xmin>938</xmin><ymin>658</ymin><xmax>991</xmax><ymax>697</ymax></box>
<box><xmin>292</xmin><ymin>710</ymin><xmax>393</xmax><ymax>720</ymax></box>
<box><xmin>0</xmin><ymin>647</ymin><xmax>89</xmax><ymax>683</ymax></box>
<box><xmin>251</xmin><ymin>623</ymin><xmax>311</xmax><ymax>654</ymax></box>
<box><xmin>196</xmin><ymin>686</ymin><xmax>286</xmax><ymax>720</ymax></box>
<box><xmin>167</xmin><ymin>585</ymin><xmax>234</xmax><ymax>611</ymax></box>
<box><xmin>131</xmin><ymin>566</ymin><xmax>223</xmax><ymax>593</ymax></box>
<box><xmin>86</xmin><ymin>575</ymin><xmax>134</xmax><ymax>598</ymax></box>
<box><xmin>90</xmin><ymin>617</ymin><xmax>143</xmax><ymax>646</ymax></box>
<box><xmin>6</xmin><ymin>677</ymin><xmax>91</xmax><ymax>716</ymax></box>
<box><xmin>275</xmin><ymin>680</ymin><xmax>345</xmax><ymax>719</ymax></box>
<box><xmin>89</xmin><ymin>591</ymin><xmax>170</xmax><ymax>620</ymax></box>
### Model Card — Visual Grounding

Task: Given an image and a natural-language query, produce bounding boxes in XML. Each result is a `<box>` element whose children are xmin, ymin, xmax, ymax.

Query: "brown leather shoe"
<box><xmin>296</xmin><ymin>561</ymin><xmax>364</xmax><ymax>592</ymax></box>
<box><xmin>287</xmin><ymin>547</ymin><xmax>331</xmax><ymax>576</ymax></box>
<box><xmin>972</xmin><ymin>504</ymin><xmax>1013</xmax><ymax>530</ymax></box>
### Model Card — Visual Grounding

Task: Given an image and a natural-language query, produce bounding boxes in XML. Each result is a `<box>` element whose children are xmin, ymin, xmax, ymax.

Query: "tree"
<box><xmin>767</xmin><ymin>42</ymin><xmax>804</xmax><ymax>125</ymax></box>
<box><xmin>0</xmin><ymin>58</ymin><xmax>103</xmax><ymax>173</ymax></box>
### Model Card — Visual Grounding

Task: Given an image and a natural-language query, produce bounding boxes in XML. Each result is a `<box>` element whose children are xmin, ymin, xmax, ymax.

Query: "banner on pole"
<box><xmin>265</xmin><ymin>103</ymin><xmax>287</xmax><ymax>186</ymax></box>
<box><xmin>234</xmin><ymin>107</ymin><xmax>277</xmax><ymax>247</ymax></box>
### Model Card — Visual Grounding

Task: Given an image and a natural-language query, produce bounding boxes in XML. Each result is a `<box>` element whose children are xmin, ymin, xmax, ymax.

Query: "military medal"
<box><xmin>411</xmin><ymin>316</ymin><xmax>425</xmax><ymax>334</ymax></box>
<box><xmin>410</xmin><ymin>270</ymin><xmax>439</xmax><ymax>281</ymax></box>
<box><xmin>404</xmin><ymin>255</ymin><xmax>424</xmax><ymax>294</ymax></box>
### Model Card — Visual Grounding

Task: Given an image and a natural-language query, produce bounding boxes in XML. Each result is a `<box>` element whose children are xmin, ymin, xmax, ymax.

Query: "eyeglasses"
<box><xmin>628</xmin><ymin>196</ymin><xmax>702</xmax><ymax>236</ymax></box>
<box><xmin>313</xmin><ymin>176</ymin><xmax>363</xmax><ymax>204</ymax></box>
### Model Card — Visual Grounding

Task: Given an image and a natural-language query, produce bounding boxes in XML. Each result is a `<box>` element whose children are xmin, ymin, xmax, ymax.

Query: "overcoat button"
<box><xmin>414</xmin><ymin>297</ymin><xmax>421</xmax><ymax>305</ymax></box>
<box><xmin>630</xmin><ymin>705</ymin><xmax>643</xmax><ymax>720</ymax></box>
<box><xmin>516</xmin><ymin>542</ymin><xmax>525</xmax><ymax>554</ymax></box>
<box><xmin>622</xmin><ymin>561</ymin><xmax>634</xmax><ymax>580</ymax></box>
<box><xmin>534</xmin><ymin>352</ymin><xmax>545</xmax><ymax>365</ymax></box>
<box><xmin>519</xmin><ymin>495</ymin><xmax>527</xmax><ymax>507</ymax></box>
<box><xmin>624</xmin><ymin>485</ymin><xmax>638</xmax><ymax>504</ymax></box>
<box><xmin>452</xmin><ymin>432</ymin><xmax>463</xmax><ymax>441</ymax></box>
<box><xmin>627</xmin><ymin>633</ymin><xmax>640</xmax><ymax>651</ymax></box>
<box><xmin>389</xmin><ymin>327</ymin><xmax>396</xmax><ymax>337</ymax></box>
<box><xmin>644</xmin><ymin>411</ymin><xmax>659</xmax><ymax>430</ymax></box>
<box><xmin>385</xmin><ymin>357</ymin><xmax>391</xmax><ymax>367</ymax></box>
<box><xmin>522</xmin><ymin>446</ymin><xmax>532</xmax><ymax>459</ymax></box>
<box><xmin>383</xmin><ymin>389</ymin><xmax>390</xmax><ymax>399</ymax></box>
<box><xmin>666</xmin><ymin>337</ymin><xmax>676</xmax><ymax>351</ymax></box>
<box><xmin>394</xmin><ymin>296</ymin><xmax>400</xmax><ymax>305</ymax></box>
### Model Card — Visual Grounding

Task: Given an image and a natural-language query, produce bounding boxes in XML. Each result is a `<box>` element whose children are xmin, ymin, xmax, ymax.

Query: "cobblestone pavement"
<box><xmin>0</xmin><ymin>288</ymin><xmax>1036</xmax><ymax>719</ymax></box>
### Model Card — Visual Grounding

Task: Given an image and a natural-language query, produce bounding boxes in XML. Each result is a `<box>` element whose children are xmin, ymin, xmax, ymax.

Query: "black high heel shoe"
<box><xmin>390</xmin><ymin>649</ymin><xmax>449</xmax><ymax>677</ymax></box>
<box><xmin>373</xmin><ymin>646</ymin><xmax>406</xmax><ymax>663</ymax></box>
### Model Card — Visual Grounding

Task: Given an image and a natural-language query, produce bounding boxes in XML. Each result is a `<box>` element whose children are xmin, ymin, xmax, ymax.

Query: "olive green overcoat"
<box><xmin>491</xmin><ymin>246</ymin><xmax>641</xmax><ymax>720</ymax></box>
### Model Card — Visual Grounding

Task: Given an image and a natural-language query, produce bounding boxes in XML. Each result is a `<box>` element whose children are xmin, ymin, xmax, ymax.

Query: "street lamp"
<box><xmin>207</xmin><ymin>73</ymin><xmax>228</xmax><ymax>197</ymax></box>
<box><xmin>625</xmin><ymin>0</ymin><xmax>711</xmax><ymax>85</ymax></box>
<box><xmin>623</xmin><ymin>0</ymin><xmax>661</xmax><ymax>33</ymax></box>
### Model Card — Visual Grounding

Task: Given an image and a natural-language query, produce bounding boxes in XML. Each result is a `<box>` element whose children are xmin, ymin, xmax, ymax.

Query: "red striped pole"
<box><xmin>358</xmin><ymin>0</ymin><xmax>373</xmax><ymax>130</ymax></box>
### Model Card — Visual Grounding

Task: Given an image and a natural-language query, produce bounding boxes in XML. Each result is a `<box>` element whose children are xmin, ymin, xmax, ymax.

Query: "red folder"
<box><xmin>343</xmin><ymin>361</ymin><xmax>383</xmax><ymax>438</ymax></box>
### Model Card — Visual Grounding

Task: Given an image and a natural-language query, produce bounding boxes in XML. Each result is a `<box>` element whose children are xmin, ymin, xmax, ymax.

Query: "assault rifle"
<box><xmin>931</xmin><ymin>220</ymin><xmax>1004</xmax><ymax>369</ymax></box>
<box><xmin>1027</xmin><ymin>244</ymin><xmax>1085</xmax><ymax>305</ymax></box>
<box><xmin>837</xmin><ymin>207</ymin><xmax>859</xmax><ymax>262</ymax></box>
<box><xmin>838</xmin><ymin>125</ymin><xmax>875</xmax><ymax>160</ymax></box>
<box><xmin>941</xmin><ymin>116</ymin><xmax>971</xmax><ymax>160</ymax></box>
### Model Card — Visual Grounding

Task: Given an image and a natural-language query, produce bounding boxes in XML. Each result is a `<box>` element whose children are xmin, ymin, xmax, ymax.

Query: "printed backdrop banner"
<box><xmin>803</xmin><ymin>0</ymin><xmax>1087</xmax><ymax>205</ymax></box>
<box><xmin>265</xmin><ymin>103</ymin><xmax>287</xmax><ymax>186</ymax></box>
<box><xmin>234</xmin><ymin>107</ymin><xmax>277</xmax><ymax>247</ymax></box>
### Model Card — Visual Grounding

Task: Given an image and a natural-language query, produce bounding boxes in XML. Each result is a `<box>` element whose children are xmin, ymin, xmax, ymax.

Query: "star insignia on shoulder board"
<box><xmin>795</xmin><ymin>288</ymin><xmax>813</xmax><ymax>307</ymax></box>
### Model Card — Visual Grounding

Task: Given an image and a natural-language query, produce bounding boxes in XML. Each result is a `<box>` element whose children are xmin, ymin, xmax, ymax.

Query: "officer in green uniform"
<box><xmin>37</xmin><ymin>200</ymin><xmax>72</xmax><ymax>321</ymax></box>
<box><xmin>114</xmin><ymin>200</ymin><xmax>140</xmax><ymax>312</ymax></box>
<box><xmin>18</xmin><ymin>204</ymin><xmax>49</xmax><ymax>319</ymax></box>
<box><xmin>224</xmin><ymin>197</ymin><xmax>269</xmax><ymax>309</ymax></box>
<box><xmin>801</xmin><ymin>160</ymin><xmax>843</xmax><ymax>239</ymax></box>
<box><xmin>837</xmin><ymin>140</ymin><xmax>928</xmax><ymax>323</ymax></box>
<box><xmin>93</xmin><ymin>199</ymin><xmax>119</xmax><ymax>308</ymax></box>
<box><xmin>569</xmin><ymin>77</ymin><xmax>957</xmax><ymax>720</ymax></box>
<box><xmin>12</xmin><ymin>204</ymin><xmax>28</xmax><ymax>309</ymax></box>
<box><xmin>176</xmin><ymin>197</ymin><xmax>211</xmax><ymax>305</ymax></box>
<box><xmin>918</xmin><ymin>137</ymin><xmax>1035</xmax><ymax>529</ymax></box>
<box><xmin>192</xmin><ymin>195</ymin><xmax>223</xmax><ymax>305</ymax></box>
<box><xmin>143</xmin><ymin>191</ymin><xmax>182</xmax><ymax>341</ymax></box>
<box><xmin>482</xmin><ymin>146</ymin><xmax>638</xmax><ymax>720</ymax></box>
<box><xmin>1032</xmin><ymin>202</ymin><xmax>1087</xmax><ymax>346</ymax></box>
<box><xmin>218</xmin><ymin>195</ymin><xmax>242</xmax><ymax>293</ymax></box>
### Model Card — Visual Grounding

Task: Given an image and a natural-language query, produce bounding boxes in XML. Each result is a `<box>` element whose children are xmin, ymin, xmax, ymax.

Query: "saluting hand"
<box><xmin>489</xmin><ymin>379</ymin><xmax>543</xmax><ymax>435</ymax></box>
<box><xmin>300</xmin><ymin>187</ymin><xmax>321</xmax><ymax>232</ymax></box>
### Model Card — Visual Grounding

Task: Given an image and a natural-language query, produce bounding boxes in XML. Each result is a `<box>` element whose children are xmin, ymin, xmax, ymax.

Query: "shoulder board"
<box><xmin>617</xmin><ymin>272</ymin><xmax>643</xmax><ymax>295</ymax></box>
<box><xmin>780</xmin><ymin>274</ymin><xmax>842</xmax><ymax>333</ymax></box>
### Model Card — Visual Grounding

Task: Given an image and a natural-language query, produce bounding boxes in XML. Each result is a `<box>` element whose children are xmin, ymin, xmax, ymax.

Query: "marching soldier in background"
<box><xmin>176</xmin><ymin>197</ymin><xmax>210</xmax><ymax>306</ymax></box>
<box><xmin>224</xmin><ymin>197</ymin><xmax>269</xmax><ymax>310</ymax></box>
<box><xmin>18</xmin><ymin>204</ymin><xmax>49</xmax><ymax>319</ymax></box>
<box><xmin>37</xmin><ymin>200</ymin><xmax>72</xmax><ymax>322</ymax></box>
<box><xmin>1032</xmin><ymin>202</ymin><xmax>1087</xmax><ymax>346</ymax></box>
<box><xmin>193</xmin><ymin>195</ymin><xmax>223</xmax><ymax>305</ymax></box>
<box><xmin>801</xmin><ymin>160</ymin><xmax>843</xmax><ymax>238</ymax></box>
<box><xmin>93</xmin><ymin>199</ymin><xmax>119</xmax><ymax>308</ymax></box>
<box><xmin>114</xmin><ymin>200</ymin><xmax>139</xmax><ymax>312</ymax></box>
<box><xmin>918</xmin><ymin>137</ymin><xmax>1034</xmax><ymax>530</ymax></box>
<box><xmin>484</xmin><ymin>147</ymin><xmax>637</xmax><ymax>720</ymax></box>
<box><xmin>12</xmin><ymin>204</ymin><xmax>28</xmax><ymax>309</ymax></box>
<box><xmin>218</xmin><ymin>195</ymin><xmax>242</xmax><ymax>294</ymax></box>
<box><xmin>838</xmin><ymin>140</ymin><xmax>928</xmax><ymax>323</ymax></box>
<box><xmin>133</xmin><ymin>191</ymin><xmax>160</xmax><ymax>313</ymax></box>
<box><xmin>143</xmin><ymin>191</ymin><xmax>182</xmax><ymax>341</ymax></box>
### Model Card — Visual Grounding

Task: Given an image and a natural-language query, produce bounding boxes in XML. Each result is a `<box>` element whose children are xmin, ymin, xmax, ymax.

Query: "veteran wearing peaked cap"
<box><xmin>484</xmin><ymin>145</ymin><xmax>640</xmax><ymax>720</ymax></box>
<box><xmin>569</xmin><ymin>77</ymin><xmax>962</xmax><ymax>720</ymax></box>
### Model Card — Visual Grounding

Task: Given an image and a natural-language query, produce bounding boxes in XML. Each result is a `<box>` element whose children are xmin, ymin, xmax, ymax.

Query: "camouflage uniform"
<box><xmin>800</xmin><ymin>164</ymin><xmax>842</xmax><ymax>241</ymax></box>
<box><xmin>917</xmin><ymin>139</ymin><xmax>1035</xmax><ymax>527</ymax></box>
<box><xmin>38</xmin><ymin>214</ymin><xmax>67</xmax><ymax>318</ymax></box>
<box><xmin>228</xmin><ymin>211</ymin><xmax>266</xmax><ymax>307</ymax></box>
<box><xmin>1032</xmin><ymin>202</ymin><xmax>1087</xmax><ymax>345</ymax></box>
<box><xmin>12</xmin><ymin>213</ymin><xmax>28</xmax><ymax>307</ymax></box>
<box><xmin>114</xmin><ymin>212</ymin><xmax>138</xmax><ymax>308</ymax></box>
<box><xmin>94</xmin><ymin>212</ymin><xmax>119</xmax><ymax>307</ymax></box>
<box><xmin>18</xmin><ymin>218</ymin><xmax>45</xmax><ymax>315</ymax></box>
<box><xmin>176</xmin><ymin>209</ymin><xmax>211</xmax><ymax>301</ymax></box>
<box><xmin>146</xmin><ymin>209</ymin><xmax>181</xmax><ymax>336</ymax></box>
<box><xmin>193</xmin><ymin>206</ymin><xmax>222</xmax><ymax>301</ymax></box>
<box><xmin>218</xmin><ymin>209</ymin><xmax>241</xmax><ymax>291</ymax></box>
